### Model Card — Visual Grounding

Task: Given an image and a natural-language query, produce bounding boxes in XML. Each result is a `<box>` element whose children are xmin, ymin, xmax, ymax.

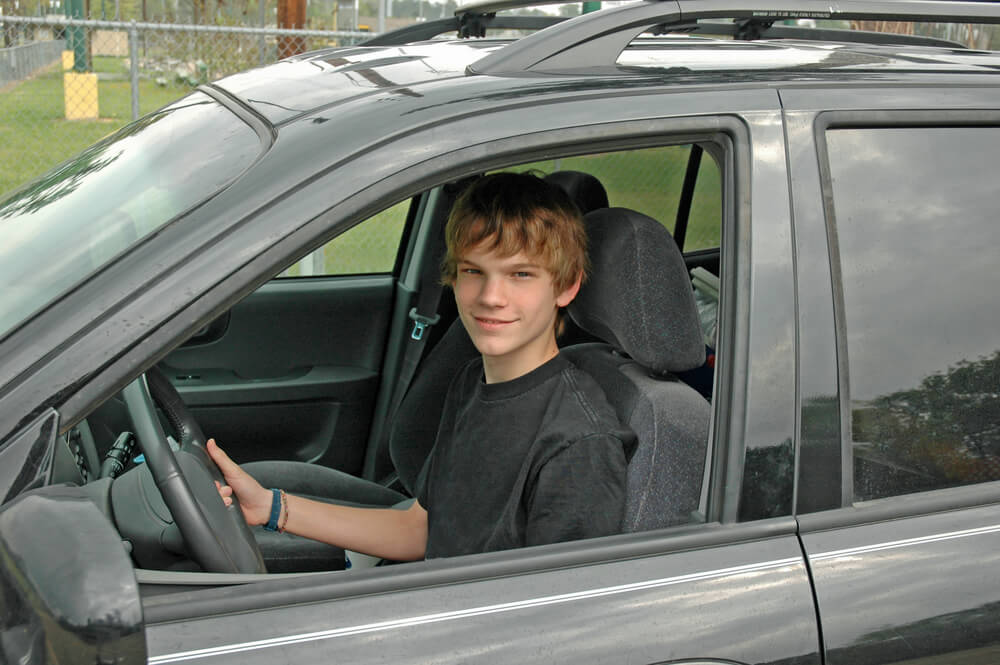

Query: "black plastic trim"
<box><xmin>673</xmin><ymin>143</ymin><xmax>703</xmax><ymax>251</ymax></box>
<box><xmin>201</xmin><ymin>83</ymin><xmax>277</xmax><ymax>148</ymax></box>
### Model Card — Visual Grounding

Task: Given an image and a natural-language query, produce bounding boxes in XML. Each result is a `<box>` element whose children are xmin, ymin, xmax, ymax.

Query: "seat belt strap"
<box><xmin>374</xmin><ymin>234</ymin><xmax>448</xmax><ymax>487</ymax></box>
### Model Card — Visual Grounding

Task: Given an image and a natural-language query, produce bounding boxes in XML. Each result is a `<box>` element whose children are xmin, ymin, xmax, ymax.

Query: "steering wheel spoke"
<box><xmin>121</xmin><ymin>367</ymin><xmax>266</xmax><ymax>574</ymax></box>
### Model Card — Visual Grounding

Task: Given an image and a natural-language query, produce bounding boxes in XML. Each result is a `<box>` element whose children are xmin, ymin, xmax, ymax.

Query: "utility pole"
<box><xmin>276</xmin><ymin>0</ymin><xmax>306</xmax><ymax>58</ymax></box>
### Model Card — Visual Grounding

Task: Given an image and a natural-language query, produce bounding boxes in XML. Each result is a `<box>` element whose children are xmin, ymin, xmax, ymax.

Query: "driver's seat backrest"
<box><xmin>565</xmin><ymin>207</ymin><xmax>711</xmax><ymax>531</ymax></box>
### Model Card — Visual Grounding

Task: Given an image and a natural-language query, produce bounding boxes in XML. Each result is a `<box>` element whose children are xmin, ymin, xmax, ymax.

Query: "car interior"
<box><xmin>46</xmin><ymin>141</ymin><xmax>725</xmax><ymax>583</ymax></box>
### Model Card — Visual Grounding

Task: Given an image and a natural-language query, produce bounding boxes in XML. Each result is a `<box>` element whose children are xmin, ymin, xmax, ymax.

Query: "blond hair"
<box><xmin>442</xmin><ymin>172</ymin><xmax>588</xmax><ymax>293</ymax></box>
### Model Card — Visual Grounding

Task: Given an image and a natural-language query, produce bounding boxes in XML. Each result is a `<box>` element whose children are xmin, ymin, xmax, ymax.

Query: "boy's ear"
<box><xmin>555</xmin><ymin>272</ymin><xmax>583</xmax><ymax>308</ymax></box>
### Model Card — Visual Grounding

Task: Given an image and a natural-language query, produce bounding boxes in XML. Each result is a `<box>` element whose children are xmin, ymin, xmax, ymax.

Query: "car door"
<box><xmin>138</xmin><ymin>84</ymin><xmax>826</xmax><ymax>664</ymax></box>
<box><xmin>157</xmin><ymin>199</ymin><xmax>414</xmax><ymax>475</ymax></box>
<box><xmin>784</xmin><ymin>89</ymin><xmax>1000</xmax><ymax>664</ymax></box>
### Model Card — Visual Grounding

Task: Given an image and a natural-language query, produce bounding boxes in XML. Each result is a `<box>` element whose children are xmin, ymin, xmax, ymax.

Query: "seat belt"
<box><xmin>374</xmin><ymin>224</ymin><xmax>448</xmax><ymax>488</ymax></box>
<box><xmin>370</xmin><ymin>176</ymin><xmax>476</xmax><ymax>487</ymax></box>
<box><xmin>395</xmin><ymin>256</ymin><xmax>445</xmax><ymax>413</ymax></box>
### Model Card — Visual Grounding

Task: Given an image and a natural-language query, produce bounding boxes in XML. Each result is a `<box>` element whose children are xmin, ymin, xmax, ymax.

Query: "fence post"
<box><xmin>128</xmin><ymin>20</ymin><xmax>139</xmax><ymax>121</ymax></box>
<box><xmin>258</xmin><ymin>0</ymin><xmax>267</xmax><ymax>66</ymax></box>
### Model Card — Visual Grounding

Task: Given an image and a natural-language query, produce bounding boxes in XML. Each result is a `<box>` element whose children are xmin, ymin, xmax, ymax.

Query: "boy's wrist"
<box><xmin>263</xmin><ymin>488</ymin><xmax>282</xmax><ymax>531</ymax></box>
<box><xmin>262</xmin><ymin>488</ymin><xmax>290</xmax><ymax>532</ymax></box>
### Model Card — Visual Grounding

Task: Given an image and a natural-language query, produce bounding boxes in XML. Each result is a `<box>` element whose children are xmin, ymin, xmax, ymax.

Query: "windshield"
<box><xmin>0</xmin><ymin>91</ymin><xmax>263</xmax><ymax>341</ymax></box>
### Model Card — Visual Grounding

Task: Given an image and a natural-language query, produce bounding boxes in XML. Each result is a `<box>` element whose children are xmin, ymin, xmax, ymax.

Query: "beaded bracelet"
<box><xmin>264</xmin><ymin>488</ymin><xmax>282</xmax><ymax>531</ymax></box>
<box><xmin>277</xmin><ymin>489</ymin><xmax>289</xmax><ymax>533</ymax></box>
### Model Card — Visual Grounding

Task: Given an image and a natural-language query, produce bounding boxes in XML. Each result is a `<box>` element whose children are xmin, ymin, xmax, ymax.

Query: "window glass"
<box><xmin>685</xmin><ymin>154</ymin><xmax>723</xmax><ymax>250</ymax></box>
<box><xmin>520</xmin><ymin>144</ymin><xmax>721</xmax><ymax>250</ymax></box>
<box><xmin>828</xmin><ymin>127</ymin><xmax>1000</xmax><ymax>501</ymax></box>
<box><xmin>279</xmin><ymin>199</ymin><xmax>409</xmax><ymax>277</ymax></box>
<box><xmin>0</xmin><ymin>92</ymin><xmax>262</xmax><ymax>339</ymax></box>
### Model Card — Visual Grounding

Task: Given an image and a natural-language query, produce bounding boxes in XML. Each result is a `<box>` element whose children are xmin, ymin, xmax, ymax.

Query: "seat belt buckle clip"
<box><xmin>408</xmin><ymin>308</ymin><xmax>440</xmax><ymax>341</ymax></box>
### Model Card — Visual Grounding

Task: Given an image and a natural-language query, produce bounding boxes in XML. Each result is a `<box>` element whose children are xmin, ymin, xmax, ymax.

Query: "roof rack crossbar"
<box><xmin>726</xmin><ymin>21</ymin><xmax>966</xmax><ymax>49</ymax></box>
<box><xmin>468</xmin><ymin>0</ymin><xmax>1000</xmax><ymax>74</ymax></box>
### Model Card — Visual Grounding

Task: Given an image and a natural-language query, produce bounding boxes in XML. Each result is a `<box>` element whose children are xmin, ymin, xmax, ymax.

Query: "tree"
<box><xmin>853</xmin><ymin>349</ymin><xmax>1000</xmax><ymax>490</ymax></box>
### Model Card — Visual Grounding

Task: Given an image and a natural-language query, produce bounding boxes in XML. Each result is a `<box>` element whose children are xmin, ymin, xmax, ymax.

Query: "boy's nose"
<box><xmin>477</xmin><ymin>276</ymin><xmax>507</xmax><ymax>307</ymax></box>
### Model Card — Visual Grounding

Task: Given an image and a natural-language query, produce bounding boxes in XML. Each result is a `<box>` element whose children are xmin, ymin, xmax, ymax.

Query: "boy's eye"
<box><xmin>460</xmin><ymin>267</ymin><xmax>481</xmax><ymax>275</ymax></box>
<box><xmin>513</xmin><ymin>271</ymin><xmax>534</xmax><ymax>279</ymax></box>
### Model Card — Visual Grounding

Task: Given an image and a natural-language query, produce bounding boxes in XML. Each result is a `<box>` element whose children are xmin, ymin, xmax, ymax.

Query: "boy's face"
<box><xmin>454</xmin><ymin>240</ymin><xmax>580</xmax><ymax>384</ymax></box>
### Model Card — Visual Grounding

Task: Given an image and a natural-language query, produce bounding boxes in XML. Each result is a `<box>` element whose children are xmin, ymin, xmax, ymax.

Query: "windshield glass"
<box><xmin>0</xmin><ymin>91</ymin><xmax>262</xmax><ymax>341</ymax></box>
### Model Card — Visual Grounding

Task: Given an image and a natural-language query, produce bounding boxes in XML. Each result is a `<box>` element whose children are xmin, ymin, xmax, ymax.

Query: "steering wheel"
<box><xmin>121</xmin><ymin>366</ymin><xmax>266</xmax><ymax>574</ymax></box>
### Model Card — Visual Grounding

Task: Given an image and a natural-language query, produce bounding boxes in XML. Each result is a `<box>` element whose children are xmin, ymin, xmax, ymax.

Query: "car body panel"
<box><xmin>782</xmin><ymin>83</ymin><xmax>1000</xmax><ymax>664</ymax></box>
<box><xmin>144</xmin><ymin>521</ymin><xmax>820</xmax><ymax>665</ymax></box>
<box><xmin>800</xmin><ymin>498</ymin><xmax>1000</xmax><ymax>664</ymax></box>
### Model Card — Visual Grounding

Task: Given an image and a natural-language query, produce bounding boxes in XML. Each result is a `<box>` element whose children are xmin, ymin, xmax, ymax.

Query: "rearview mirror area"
<box><xmin>0</xmin><ymin>486</ymin><xmax>145</xmax><ymax>665</ymax></box>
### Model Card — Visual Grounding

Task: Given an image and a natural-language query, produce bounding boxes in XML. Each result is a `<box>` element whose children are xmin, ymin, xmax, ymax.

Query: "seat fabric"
<box><xmin>544</xmin><ymin>170</ymin><xmax>610</xmax><ymax>214</ymax></box>
<box><xmin>566</xmin><ymin>207</ymin><xmax>710</xmax><ymax>532</ymax></box>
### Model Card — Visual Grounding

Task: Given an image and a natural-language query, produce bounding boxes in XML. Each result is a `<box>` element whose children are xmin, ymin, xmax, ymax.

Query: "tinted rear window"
<box><xmin>827</xmin><ymin>126</ymin><xmax>1000</xmax><ymax>501</ymax></box>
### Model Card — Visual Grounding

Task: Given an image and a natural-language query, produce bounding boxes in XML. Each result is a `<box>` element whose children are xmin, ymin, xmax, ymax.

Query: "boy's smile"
<box><xmin>454</xmin><ymin>242</ymin><xmax>580</xmax><ymax>384</ymax></box>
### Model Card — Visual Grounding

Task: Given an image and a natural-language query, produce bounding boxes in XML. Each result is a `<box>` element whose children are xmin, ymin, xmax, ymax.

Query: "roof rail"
<box><xmin>468</xmin><ymin>0</ymin><xmax>1000</xmax><ymax>74</ymax></box>
<box><xmin>361</xmin><ymin>14</ymin><xmax>563</xmax><ymax>45</ymax></box>
<box><xmin>701</xmin><ymin>21</ymin><xmax>966</xmax><ymax>49</ymax></box>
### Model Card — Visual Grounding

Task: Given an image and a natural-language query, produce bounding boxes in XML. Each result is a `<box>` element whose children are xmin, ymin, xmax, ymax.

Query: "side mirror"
<box><xmin>0</xmin><ymin>486</ymin><xmax>146</xmax><ymax>664</ymax></box>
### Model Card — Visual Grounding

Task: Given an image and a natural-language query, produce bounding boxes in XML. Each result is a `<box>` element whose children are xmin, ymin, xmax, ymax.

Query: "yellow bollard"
<box><xmin>63</xmin><ymin>72</ymin><xmax>99</xmax><ymax>120</ymax></box>
<box><xmin>62</xmin><ymin>50</ymin><xmax>74</xmax><ymax>71</ymax></box>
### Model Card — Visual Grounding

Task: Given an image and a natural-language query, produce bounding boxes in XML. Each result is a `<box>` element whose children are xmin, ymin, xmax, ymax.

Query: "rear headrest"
<box><xmin>544</xmin><ymin>170</ymin><xmax>610</xmax><ymax>215</ymax></box>
<box><xmin>568</xmin><ymin>208</ymin><xmax>705</xmax><ymax>374</ymax></box>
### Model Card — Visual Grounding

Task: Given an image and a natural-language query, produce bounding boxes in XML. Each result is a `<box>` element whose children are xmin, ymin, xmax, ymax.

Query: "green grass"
<box><xmin>0</xmin><ymin>55</ymin><xmax>191</xmax><ymax>196</ymax></box>
<box><xmin>521</xmin><ymin>145</ymin><xmax>722</xmax><ymax>250</ymax></box>
<box><xmin>290</xmin><ymin>146</ymin><xmax>723</xmax><ymax>278</ymax></box>
<box><xmin>4</xmin><ymin>73</ymin><xmax>722</xmax><ymax>277</ymax></box>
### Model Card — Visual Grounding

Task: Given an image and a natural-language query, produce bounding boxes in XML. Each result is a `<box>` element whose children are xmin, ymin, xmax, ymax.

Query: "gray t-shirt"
<box><xmin>417</xmin><ymin>354</ymin><xmax>635</xmax><ymax>558</ymax></box>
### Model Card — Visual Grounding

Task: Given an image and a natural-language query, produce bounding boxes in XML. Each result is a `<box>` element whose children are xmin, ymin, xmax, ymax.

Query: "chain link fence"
<box><xmin>1</xmin><ymin>15</ymin><xmax>369</xmax><ymax>196</ymax></box>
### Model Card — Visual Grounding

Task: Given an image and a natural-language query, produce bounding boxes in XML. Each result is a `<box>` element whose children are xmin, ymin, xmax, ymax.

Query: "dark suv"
<box><xmin>1</xmin><ymin>1</ymin><xmax>999</xmax><ymax>663</ymax></box>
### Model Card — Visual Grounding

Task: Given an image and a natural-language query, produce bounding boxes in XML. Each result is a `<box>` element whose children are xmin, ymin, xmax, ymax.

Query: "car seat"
<box><xmin>245</xmin><ymin>171</ymin><xmax>613</xmax><ymax>571</ymax></box>
<box><xmin>564</xmin><ymin>207</ymin><xmax>710</xmax><ymax>530</ymax></box>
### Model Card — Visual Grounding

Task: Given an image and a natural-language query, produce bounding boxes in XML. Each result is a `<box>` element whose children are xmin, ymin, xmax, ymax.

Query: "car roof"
<box><xmin>213</xmin><ymin>33</ymin><xmax>1000</xmax><ymax>126</ymax></box>
<box><xmin>214</xmin><ymin>42</ymin><xmax>502</xmax><ymax>125</ymax></box>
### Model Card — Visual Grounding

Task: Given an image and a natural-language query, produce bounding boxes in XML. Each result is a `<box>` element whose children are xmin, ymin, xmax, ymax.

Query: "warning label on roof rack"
<box><xmin>752</xmin><ymin>10</ymin><xmax>832</xmax><ymax>19</ymax></box>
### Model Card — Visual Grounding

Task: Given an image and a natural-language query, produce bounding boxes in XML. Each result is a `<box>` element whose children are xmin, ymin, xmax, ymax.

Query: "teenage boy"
<box><xmin>208</xmin><ymin>172</ymin><xmax>634</xmax><ymax>561</ymax></box>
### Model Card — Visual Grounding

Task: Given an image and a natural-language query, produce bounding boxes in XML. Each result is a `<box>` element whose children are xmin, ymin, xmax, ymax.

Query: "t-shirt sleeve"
<box><xmin>524</xmin><ymin>434</ymin><xmax>628</xmax><ymax>547</ymax></box>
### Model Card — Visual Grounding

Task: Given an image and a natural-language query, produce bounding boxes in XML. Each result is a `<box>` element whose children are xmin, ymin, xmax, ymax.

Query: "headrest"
<box><xmin>568</xmin><ymin>207</ymin><xmax>705</xmax><ymax>374</ymax></box>
<box><xmin>544</xmin><ymin>170</ymin><xmax>610</xmax><ymax>215</ymax></box>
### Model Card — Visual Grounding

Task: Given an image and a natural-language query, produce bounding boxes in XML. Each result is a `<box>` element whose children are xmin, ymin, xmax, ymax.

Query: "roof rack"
<box><xmin>466</xmin><ymin>0</ymin><xmax>1000</xmax><ymax>74</ymax></box>
<box><xmin>694</xmin><ymin>21</ymin><xmax>965</xmax><ymax>48</ymax></box>
<box><xmin>361</xmin><ymin>14</ymin><xmax>564</xmax><ymax>45</ymax></box>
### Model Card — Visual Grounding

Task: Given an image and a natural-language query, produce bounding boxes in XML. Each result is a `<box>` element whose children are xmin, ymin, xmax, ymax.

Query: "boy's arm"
<box><xmin>283</xmin><ymin>494</ymin><xmax>427</xmax><ymax>561</ymax></box>
<box><xmin>208</xmin><ymin>439</ymin><xmax>428</xmax><ymax>562</ymax></box>
<box><xmin>525</xmin><ymin>435</ymin><xmax>628</xmax><ymax>547</ymax></box>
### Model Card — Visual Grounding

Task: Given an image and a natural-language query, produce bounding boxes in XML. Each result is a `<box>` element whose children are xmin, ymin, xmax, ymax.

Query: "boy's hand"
<box><xmin>206</xmin><ymin>439</ymin><xmax>272</xmax><ymax>526</ymax></box>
